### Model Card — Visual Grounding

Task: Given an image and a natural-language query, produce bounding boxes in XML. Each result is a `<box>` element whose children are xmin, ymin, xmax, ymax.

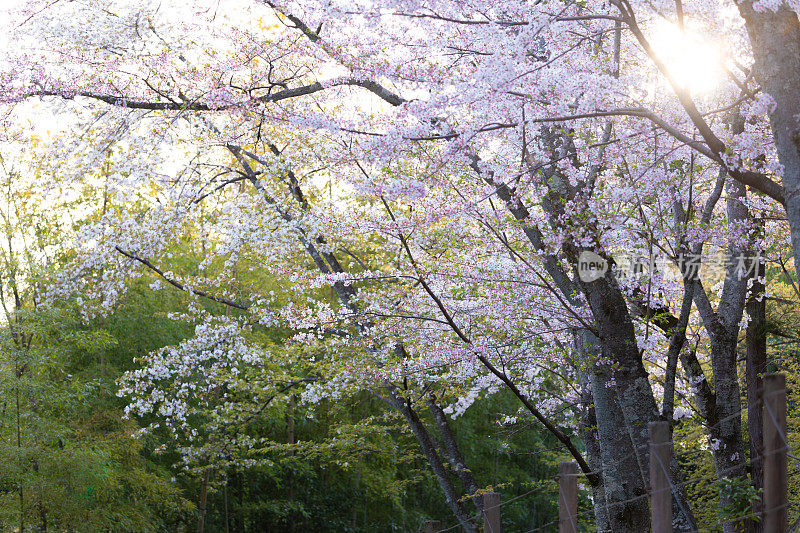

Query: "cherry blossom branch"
<box><xmin>193</xmin><ymin>172</ymin><xmax>252</xmax><ymax>204</ymax></box>
<box><xmin>662</xmin><ymin>281</ymin><xmax>694</xmax><ymax>422</ymax></box>
<box><xmin>235</xmin><ymin>138</ymin><xmax>488</xmax><ymax>522</ymax></box>
<box><xmin>611</xmin><ymin>0</ymin><xmax>785</xmax><ymax>204</ymax></box>
<box><xmin>33</xmin><ymin>0</ymin><xmax>782</xmax><ymax>209</ymax></box>
<box><xmin>28</xmin><ymin>77</ymin><xmax>404</xmax><ymax>111</ymax></box>
<box><xmin>262</xmin><ymin>0</ymin><xmax>765</xmax><ymax>215</ymax></box>
<box><xmin>114</xmin><ymin>246</ymin><xmax>249</xmax><ymax>310</ymax></box>
<box><xmin>379</xmin><ymin>197</ymin><xmax>599</xmax><ymax>484</ymax></box>
<box><xmin>41</xmin><ymin>4</ymin><xmax>768</xmax><ymax>212</ymax></box>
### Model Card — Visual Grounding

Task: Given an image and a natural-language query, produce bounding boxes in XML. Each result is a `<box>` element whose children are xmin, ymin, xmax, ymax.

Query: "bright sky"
<box><xmin>648</xmin><ymin>21</ymin><xmax>725</xmax><ymax>94</ymax></box>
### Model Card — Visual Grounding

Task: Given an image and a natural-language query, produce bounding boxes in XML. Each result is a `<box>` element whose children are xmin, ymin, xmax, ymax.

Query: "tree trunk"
<box><xmin>426</xmin><ymin>395</ymin><xmax>484</xmax><ymax>512</ymax></box>
<box><xmin>488</xmin><ymin>154</ymin><xmax>696</xmax><ymax>531</ymax></box>
<box><xmin>387</xmin><ymin>390</ymin><xmax>478</xmax><ymax>533</ymax></box>
<box><xmin>701</xmin><ymin>179</ymin><xmax>752</xmax><ymax>533</ymax></box>
<box><xmin>196</xmin><ymin>468</ymin><xmax>211</xmax><ymax>533</ymax></box>
<box><xmin>746</xmin><ymin>254</ymin><xmax>766</xmax><ymax>532</ymax></box>
<box><xmin>573</xmin><ymin>329</ymin><xmax>650</xmax><ymax>532</ymax></box>
<box><xmin>737</xmin><ymin>3</ymin><xmax>800</xmax><ymax>284</ymax></box>
<box><xmin>574</xmin><ymin>338</ymin><xmax>611</xmax><ymax>533</ymax></box>
<box><xmin>706</xmin><ymin>333</ymin><xmax>748</xmax><ymax>533</ymax></box>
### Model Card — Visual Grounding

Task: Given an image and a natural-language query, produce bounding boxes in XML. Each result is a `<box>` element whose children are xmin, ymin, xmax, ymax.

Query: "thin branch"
<box><xmin>114</xmin><ymin>246</ymin><xmax>249</xmax><ymax>310</ymax></box>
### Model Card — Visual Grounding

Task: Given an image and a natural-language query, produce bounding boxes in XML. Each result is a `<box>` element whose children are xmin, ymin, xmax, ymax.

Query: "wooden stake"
<box><xmin>763</xmin><ymin>373</ymin><xmax>787</xmax><ymax>533</ymax></box>
<box><xmin>649</xmin><ymin>421</ymin><xmax>672</xmax><ymax>533</ymax></box>
<box><xmin>558</xmin><ymin>462</ymin><xmax>577</xmax><ymax>533</ymax></box>
<box><xmin>483</xmin><ymin>492</ymin><xmax>502</xmax><ymax>533</ymax></box>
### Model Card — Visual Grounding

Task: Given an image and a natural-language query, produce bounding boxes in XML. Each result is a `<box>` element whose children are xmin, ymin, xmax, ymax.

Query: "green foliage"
<box><xmin>717</xmin><ymin>477</ymin><xmax>761</xmax><ymax>524</ymax></box>
<box><xmin>0</xmin><ymin>307</ymin><xmax>194</xmax><ymax>532</ymax></box>
<box><xmin>194</xmin><ymin>390</ymin><xmax>566</xmax><ymax>532</ymax></box>
<box><xmin>0</xmin><ymin>266</ymin><xmax>567</xmax><ymax>532</ymax></box>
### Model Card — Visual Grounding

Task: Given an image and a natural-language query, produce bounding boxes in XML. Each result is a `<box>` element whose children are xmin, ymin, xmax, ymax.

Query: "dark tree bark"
<box><xmin>746</xmin><ymin>251</ymin><xmax>766</xmax><ymax>531</ymax></box>
<box><xmin>575</xmin><ymin>378</ymin><xmax>610</xmax><ymax>533</ymax></box>
<box><xmin>196</xmin><ymin>469</ymin><xmax>211</xmax><ymax>533</ymax></box>
<box><xmin>426</xmin><ymin>395</ymin><xmax>484</xmax><ymax>512</ymax></box>
<box><xmin>387</xmin><ymin>391</ymin><xmax>478</xmax><ymax>533</ymax></box>
<box><xmin>539</xmin><ymin>129</ymin><xmax>697</xmax><ymax>532</ymax></box>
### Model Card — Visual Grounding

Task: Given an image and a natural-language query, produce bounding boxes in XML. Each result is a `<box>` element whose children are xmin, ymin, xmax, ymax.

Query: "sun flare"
<box><xmin>649</xmin><ymin>22</ymin><xmax>724</xmax><ymax>94</ymax></box>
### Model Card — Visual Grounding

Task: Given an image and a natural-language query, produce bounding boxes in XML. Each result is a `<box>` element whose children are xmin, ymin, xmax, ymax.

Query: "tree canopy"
<box><xmin>2</xmin><ymin>1</ymin><xmax>800</xmax><ymax>531</ymax></box>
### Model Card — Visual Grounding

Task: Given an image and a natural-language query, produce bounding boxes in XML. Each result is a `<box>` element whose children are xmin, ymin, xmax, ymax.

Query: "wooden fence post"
<box><xmin>558</xmin><ymin>462</ymin><xmax>577</xmax><ymax>533</ymax></box>
<box><xmin>423</xmin><ymin>519</ymin><xmax>440</xmax><ymax>533</ymax></box>
<box><xmin>482</xmin><ymin>492</ymin><xmax>502</xmax><ymax>533</ymax></box>
<box><xmin>649</xmin><ymin>421</ymin><xmax>672</xmax><ymax>533</ymax></box>
<box><xmin>763</xmin><ymin>373</ymin><xmax>787</xmax><ymax>533</ymax></box>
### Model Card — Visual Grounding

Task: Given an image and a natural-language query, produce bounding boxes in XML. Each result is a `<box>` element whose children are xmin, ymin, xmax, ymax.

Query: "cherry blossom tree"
<box><xmin>2</xmin><ymin>0</ymin><xmax>799</xmax><ymax>530</ymax></box>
